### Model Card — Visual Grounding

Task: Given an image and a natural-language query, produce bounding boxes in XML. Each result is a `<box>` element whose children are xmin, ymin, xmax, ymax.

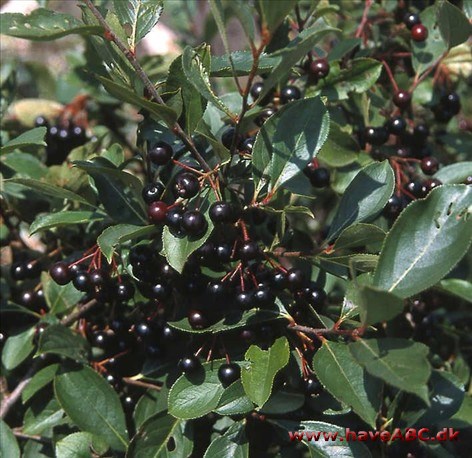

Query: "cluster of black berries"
<box><xmin>403</xmin><ymin>12</ymin><xmax>428</xmax><ymax>42</ymax></box>
<box><xmin>8</xmin><ymin>254</ymin><xmax>47</xmax><ymax>312</ymax></box>
<box><xmin>35</xmin><ymin>115</ymin><xmax>88</xmax><ymax>166</ymax></box>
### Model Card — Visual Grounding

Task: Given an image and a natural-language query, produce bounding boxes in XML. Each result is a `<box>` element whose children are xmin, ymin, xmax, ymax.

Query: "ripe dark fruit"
<box><xmin>207</xmin><ymin>281</ymin><xmax>228</xmax><ymax>300</ymax></box>
<box><xmin>181</xmin><ymin>210</ymin><xmax>207</xmax><ymax>236</ymax></box>
<box><xmin>178</xmin><ymin>355</ymin><xmax>201</xmax><ymax>373</ymax></box>
<box><xmin>239</xmin><ymin>241</ymin><xmax>261</xmax><ymax>261</ymax></box>
<box><xmin>235</xmin><ymin>291</ymin><xmax>254</xmax><ymax>309</ymax></box>
<box><xmin>280</xmin><ymin>85</ymin><xmax>301</xmax><ymax>104</ymax></box>
<box><xmin>50</xmin><ymin>261</ymin><xmax>72</xmax><ymax>285</ymax></box>
<box><xmin>218</xmin><ymin>363</ymin><xmax>241</xmax><ymax>387</ymax></box>
<box><xmin>250</xmin><ymin>82</ymin><xmax>264</xmax><ymax>100</ymax></box>
<box><xmin>148</xmin><ymin>201</ymin><xmax>168</xmax><ymax>224</ymax></box>
<box><xmin>116</xmin><ymin>282</ymin><xmax>135</xmax><ymax>301</ymax></box>
<box><xmin>441</xmin><ymin>92</ymin><xmax>461</xmax><ymax>114</ymax></box>
<box><xmin>73</xmin><ymin>272</ymin><xmax>92</xmax><ymax>292</ymax></box>
<box><xmin>20</xmin><ymin>290</ymin><xmax>36</xmax><ymax>308</ymax></box>
<box><xmin>215</xmin><ymin>243</ymin><xmax>232</xmax><ymax>262</ymax></box>
<box><xmin>188</xmin><ymin>310</ymin><xmax>208</xmax><ymax>329</ymax></box>
<box><xmin>386</xmin><ymin>116</ymin><xmax>407</xmax><ymax>135</ymax></box>
<box><xmin>421</xmin><ymin>157</ymin><xmax>439</xmax><ymax>175</ymax></box>
<box><xmin>142</xmin><ymin>182</ymin><xmax>165</xmax><ymax>204</ymax></box>
<box><xmin>25</xmin><ymin>261</ymin><xmax>41</xmax><ymax>278</ymax></box>
<box><xmin>173</xmin><ymin>173</ymin><xmax>200</xmax><ymax>199</ymax></box>
<box><xmin>411</xmin><ymin>24</ymin><xmax>428</xmax><ymax>42</ymax></box>
<box><xmin>240</xmin><ymin>329</ymin><xmax>256</xmax><ymax>343</ymax></box>
<box><xmin>90</xmin><ymin>268</ymin><xmax>109</xmax><ymax>287</ymax></box>
<box><xmin>393</xmin><ymin>90</ymin><xmax>411</xmax><ymax>109</ymax></box>
<box><xmin>403</xmin><ymin>12</ymin><xmax>421</xmax><ymax>30</ymax></box>
<box><xmin>405</xmin><ymin>181</ymin><xmax>427</xmax><ymax>198</ymax></box>
<box><xmin>304</xmin><ymin>284</ymin><xmax>327</xmax><ymax>308</ymax></box>
<box><xmin>254</xmin><ymin>287</ymin><xmax>275</xmax><ymax>308</ymax></box>
<box><xmin>161</xmin><ymin>325</ymin><xmax>176</xmax><ymax>341</ymax></box>
<box><xmin>209</xmin><ymin>201</ymin><xmax>236</xmax><ymax>224</ymax></box>
<box><xmin>287</xmin><ymin>268</ymin><xmax>307</xmax><ymax>291</ymax></box>
<box><xmin>423</xmin><ymin>178</ymin><xmax>442</xmax><ymax>193</ymax></box>
<box><xmin>166</xmin><ymin>206</ymin><xmax>185</xmax><ymax>232</ymax></box>
<box><xmin>305</xmin><ymin>376</ymin><xmax>322</xmax><ymax>395</ymax></box>
<box><xmin>10</xmin><ymin>262</ymin><xmax>28</xmax><ymax>281</ymax></box>
<box><xmin>255</xmin><ymin>107</ymin><xmax>277</xmax><ymax>127</ymax></box>
<box><xmin>310</xmin><ymin>59</ymin><xmax>330</xmax><ymax>78</ymax></box>
<box><xmin>134</xmin><ymin>322</ymin><xmax>153</xmax><ymax>340</ymax></box>
<box><xmin>364</xmin><ymin>126</ymin><xmax>389</xmax><ymax>145</ymax></box>
<box><xmin>149</xmin><ymin>282</ymin><xmax>172</xmax><ymax>300</ymax></box>
<box><xmin>34</xmin><ymin>115</ymin><xmax>49</xmax><ymax>127</ymax></box>
<box><xmin>149</xmin><ymin>141</ymin><xmax>173</xmax><ymax>165</ymax></box>
<box><xmin>272</xmin><ymin>271</ymin><xmax>288</xmax><ymax>290</ymax></box>
<box><xmin>221</xmin><ymin>127</ymin><xmax>242</xmax><ymax>150</ymax></box>
<box><xmin>383</xmin><ymin>194</ymin><xmax>404</xmax><ymax>219</ymax></box>
<box><xmin>241</xmin><ymin>137</ymin><xmax>255</xmax><ymax>154</ymax></box>
<box><xmin>308</xmin><ymin>167</ymin><xmax>330</xmax><ymax>188</ymax></box>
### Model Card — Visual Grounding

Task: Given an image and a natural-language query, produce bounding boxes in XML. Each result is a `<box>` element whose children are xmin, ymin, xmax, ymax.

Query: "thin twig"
<box><xmin>122</xmin><ymin>377</ymin><xmax>162</xmax><ymax>391</ymax></box>
<box><xmin>82</xmin><ymin>0</ymin><xmax>212</xmax><ymax>174</ymax></box>
<box><xmin>355</xmin><ymin>0</ymin><xmax>373</xmax><ymax>40</ymax></box>
<box><xmin>13</xmin><ymin>429</ymin><xmax>51</xmax><ymax>444</ymax></box>
<box><xmin>287</xmin><ymin>324</ymin><xmax>362</xmax><ymax>338</ymax></box>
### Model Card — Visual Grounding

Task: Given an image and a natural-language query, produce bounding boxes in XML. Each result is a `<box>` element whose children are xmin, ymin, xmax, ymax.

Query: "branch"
<box><xmin>82</xmin><ymin>0</ymin><xmax>212</xmax><ymax>173</ymax></box>
<box><xmin>122</xmin><ymin>377</ymin><xmax>162</xmax><ymax>391</ymax></box>
<box><xmin>0</xmin><ymin>299</ymin><xmax>98</xmax><ymax>419</ymax></box>
<box><xmin>287</xmin><ymin>324</ymin><xmax>362</xmax><ymax>338</ymax></box>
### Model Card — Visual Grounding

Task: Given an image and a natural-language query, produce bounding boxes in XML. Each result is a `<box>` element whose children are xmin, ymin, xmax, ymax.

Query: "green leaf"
<box><xmin>127</xmin><ymin>411</ymin><xmax>193</xmax><ymax>458</ymax></box>
<box><xmin>167</xmin><ymin>50</ymin><xmax>208</xmax><ymax>135</ymax></box>
<box><xmin>1</xmin><ymin>326</ymin><xmax>35</xmax><ymax>370</ymax></box>
<box><xmin>252</xmin><ymin>97</ymin><xmax>329</xmax><ymax>196</ymax></box>
<box><xmin>41</xmin><ymin>272</ymin><xmax>83</xmax><ymax>315</ymax></box>
<box><xmin>134</xmin><ymin>389</ymin><xmax>167</xmax><ymax>428</ymax></box>
<box><xmin>373</xmin><ymin>185</ymin><xmax>472</xmax><ymax>299</ymax></box>
<box><xmin>312</xmin><ymin>341</ymin><xmax>380</xmax><ymax>428</ymax></box>
<box><xmin>54</xmin><ymin>365</ymin><xmax>129</xmax><ymax>451</ymax></box>
<box><xmin>349</xmin><ymin>338</ymin><xmax>431</xmax><ymax>404</ymax></box>
<box><xmin>169</xmin><ymin>309</ymin><xmax>284</xmax><ymax>335</ymax></box>
<box><xmin>29</xmin><ymin>211</ymin><xmax>104</xmax><ymax>235</ymax></box>
<box><xmin>258</xmin><ymin>0</ymin><xmax>298</xmax><ymax>34</ymax></box>
<box><xmin>75</xmin><ymin>157</ymin><xmax>147</xmax><ymax>225</ymax></box>
<box><xmin>168</xmin><ymin>359</ymin><xmax>239</xmax><ymax>420</ymax></box>
<box><xmin>328</xmin><ymin>38</ymin><xmax>362</xmax><ymax>61</ymax></box>
<box><xmin>95</xmin><ymin>75</ymin><xmax>178</xmax><ymax>126</ymax></box>
<box><xmin>0</xmin><ymin>152</ymin><xmax>47</xmax><ymax>179</ymax></box>
<box><xmin>214</xmin><ymin>381</ymin><xmax>254</xmax><ymax>416</ymax></box>
<box><xmin>0</xmin><ymin>9</ymin><xmax>101</xmax><ymax>41</ymax></box>
<box><xmin>257</xmin><ymin>20</ymin><xmax>337</xmax><ymax>100</ymax></box>
<box><xmin>437</xmin><ymin>0</ymin><xmax>472</xmax><ymax>48</ymax></box>
<box><xmin>182</xmin><ymin>45</ymin><xmax>236</xmax><ymax>119</ymax></box>
<box><xmin>203</xmin><ymin>421</ymin><xmax>248</xmax><ymax>458</ymax></box>
<box><xmin>317</xmin><ymin>123</ymin><xmax>360</xmax><ymax>167</ymax></box>
<box><xmin>56</xmin><ymin>432</ymin><xmax>108</xmax><ymax>458</ymax></box>
<box><xmin>319</xmin><ymin>253</ymin><xmax>378</xmax><ymax>279</ymax></box>
<box><xmin>260</xmin><ymin>389</ymin><xmax>305</xmax><ymax>415</ymax></box>
<box><xmin>434</xmin><ymin>161</ymin><xmax>472</xmax><ymax>184</ymax></box>
<box><xmin>437</xmin><ymin>279</ymin><xmax>472</xmax><ymax>303</ymax></box>
<box><xmin>7</xmin><ymin>178</ymin><xmax>95</xmax><ymax>207</ymax></box>
<box><xmin>327</xmin><ymin>161</ymin><xmax>395</xmax><ymax>241</ymax></box>
<box><xmin>162</xmin><ymin>192</ymin><xmax>215</xmax><ymax>273</ymax></box>
<box><xmin>22</xmin><ymin>363</ymin><xmax>60</xmax><ymax>404</ymax></box>
<box><xmin>37</xmin><ymin>325</ymin><xmax>89</xmax><ymax>363</ymax></box>
<box><xmin>333</xmin><ymin>224</ymin><xmax>386</xmax><ymax>252</ymax></box>
<box><xmin>97</xmin><ymin>224</ymin><xmax>156</xmax><ymax>263</ymax></box>
<box><xmin>0</xmin><ymin>420</ymin><xmax>20</xmax><ymax>458</ymax></box>
<box><xmin>241</xmin><ymin>336</ymin><xmax>290</xmax><ymax>407</ymax></box>
<box><xmin>0</xmin><ymin>127</ymin><xmax>46</xmax><ymax>154</ymax></box>
<box><xmin>210</xmin><ymin>51</ymin><xmax>279</xmax><ymax>77</ymax></box>
<box><xmin>114</xmin><ymin>0</ymin><xmax>163</xmax><ymax>49</ymax></box>
<box><xmin>345</xmin><ymin>276</ymin><xmax>404</xmax><ymax>326</ymax></box>
<box><xmin>23</xmin><ymin>398</ymin><xmax>64</xmax><ymax>435</ymax></box>
<box><xmin>313</xmin><ymin>58</ymin><xmax>383</xmax><ymax>101</ymax></box>
<box><xmin>412</xmin><ymin>6</ymin><xmax>448</xmax><ymax>74</ymax></box>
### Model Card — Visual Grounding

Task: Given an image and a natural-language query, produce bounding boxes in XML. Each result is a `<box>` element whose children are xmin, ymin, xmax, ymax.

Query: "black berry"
<box><xmin>238</xmin><ymin>241</ymin><xmax>260</xmax><ymax>261</ymax></box>
<box><xmin>286</xmin><ymin>268</ymin><xmax>307</xmax><ymax>291</ymax></box>
<box><xmin>255</xmin><ymin>107</ymin><xmax>277</xmax><ymax>127</ymax></box>
<box><xmin>49</xmin><ymin>262</ymin><xmax>72</xmax><ymax>285</ymax></box>
<box><xmin>142</xmin><ymin>182</ymin><xmax>165</xmax><ymax>204</ymax></box>
<box><xmin>218</xmin><ymin>363</ymin><xmax>241</xmax><ymax>387</ymax></box>
<box><xmin>181</xmin><ymin>210</ymin><xmax>207</xmax><ymax>236</ymax></box>
<box><xmin>149</xmin><ymin>142</ymin><xmax>173</xmax><ymax>165</ymax></box>
<box><xmin>178</xmin><ymin>355</ymin><xmax>201</xmax><ymax>373</ymax></box>
<box><xmin>420</xmin><ymin>157</ymin><xmax>439</xmax><ymax>175</ymax></box>
<box><xmin>393</xmin><ymin>90</ymin><xmax>411</xmax><ymax>109</ymax></box>
<box><xmin>310</xmin><ymin>59</ymin><xmax>330</xmax><ymax>78</ymax></box>
<box><xmin>386</xmin><ymin>116</ymin><xmax>406</xmax><ymax>135</ymax></box>
<box><xmin>280</xmin><ymin>85</ymin><xmax>301</xmax><ymax>104</ymax></box>
<box><xmin>221</xmin><ymin>127</ymin><xmax>242</xmax><ymax>150</ymax></box>
<box><xmin>173</xmin><ymin>173</ymin><xmax>200</xmax><ymax>199</ymax></box>
<box><xmin>148</xmin><ymin>201</ymin><xmax>168</xmax><ymax>224</ymax></box>
<box><xmin>403</xmin><ymin>12</ymin><xmax>421</xmax><ymax>30</ymax></box>
<box><xmin>188</xmin><ymin>310</ymin><xmax>208</xmax><ymax>329</ymax></box>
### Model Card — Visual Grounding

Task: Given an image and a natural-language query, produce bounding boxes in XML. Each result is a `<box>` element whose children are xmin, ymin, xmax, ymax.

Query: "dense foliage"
<box><xmin>1</xmin><ymin>0</ymin><xmax>471</xmax><ymax>457</ymax></box>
